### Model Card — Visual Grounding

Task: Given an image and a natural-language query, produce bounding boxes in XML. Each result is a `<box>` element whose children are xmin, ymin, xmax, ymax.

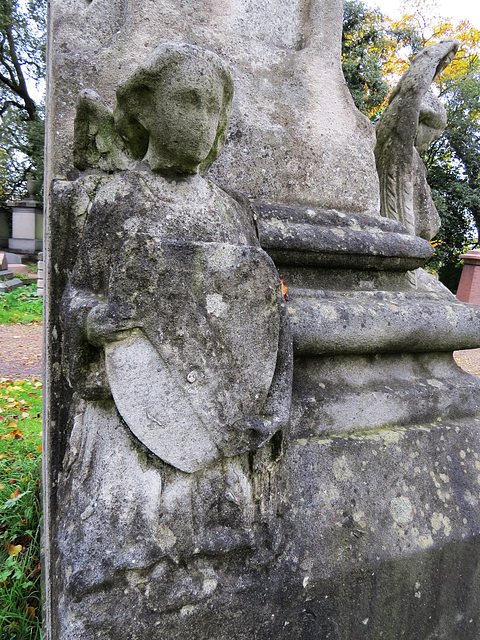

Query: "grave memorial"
<box><xmin>45</xmin><ymin>0</ymin><xmax>480</xmax><ymax>638</ymax></box>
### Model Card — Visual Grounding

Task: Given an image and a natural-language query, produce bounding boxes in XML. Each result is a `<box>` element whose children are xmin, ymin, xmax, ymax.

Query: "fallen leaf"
<box><xmin>8</xmin><ymin>544</ymin><xmax>22</xmax><ymax>557</ymax></box>
<box><xmin>36</xmin><ymin>444</ymin><xmax>42</xmax><ymax>452</ymax></box>
<box><xmin>6</xmin><ymin>429</ymin><xmax>24</xmax><ymax>439</ymax></box>
<box><xmin>26</xmin><ymin>606</ymin><xmax>36</xmax><ymax>621</ymax></box>
<box><xmin>10</xmin><ymin>488</ymin><xmax>21</xmax><ymax>498</ymax></box>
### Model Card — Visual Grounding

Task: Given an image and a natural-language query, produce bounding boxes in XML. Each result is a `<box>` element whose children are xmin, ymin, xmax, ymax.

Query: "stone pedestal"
<box><xmin>44</xmin><ymin>1</ymin><xmax>480</xmax><ymax>638</ymax></box>
<box><xmin>456</xmin><ymin>248</ymin><xmax>480</xmax><ymax>304</ymax></box>
<box><xmin>7</xmin><ymin>198</ymin><xmax>43</xmax><ymax>253</ymax></box>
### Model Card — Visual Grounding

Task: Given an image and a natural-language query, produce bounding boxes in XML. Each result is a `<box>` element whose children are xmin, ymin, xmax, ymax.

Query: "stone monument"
<box><xmin>44</xmin><ymin>0</ymin><xmax>480</xmax><ymax>637</ymax></box>
<box><xmin>7</xmin><ymin>179</ymin><xmax>43</xmax><ymax>253</ymax></box>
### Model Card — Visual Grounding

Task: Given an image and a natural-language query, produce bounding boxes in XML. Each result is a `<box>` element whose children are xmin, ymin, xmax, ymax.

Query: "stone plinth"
<box><xmin>7</xmin><ymin>199</ymin><xmax>43</xmax><ymax>253</ymax></box>
<box><xmin>457</xmin><ymin>249</ymin><xmax>480</xmax><ymax>304</ymax></box>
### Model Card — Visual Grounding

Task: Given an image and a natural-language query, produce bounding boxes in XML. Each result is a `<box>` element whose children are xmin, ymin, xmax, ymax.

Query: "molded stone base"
<box><xmin>54</xmin><ymin>412</ymin><xmax>480</xmax><ymax>639</ymax></box>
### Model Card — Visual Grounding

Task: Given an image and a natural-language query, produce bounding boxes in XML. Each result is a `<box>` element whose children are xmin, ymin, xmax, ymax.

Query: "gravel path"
<box><xmin>0</xmin><ymin>323</ymin><xmax>479</xmax><ymax>381</ymax></box>
<box><xmin>0</xmin><ymin>324</ymin><xmax>43</xmax><ymax>379</ymax></box>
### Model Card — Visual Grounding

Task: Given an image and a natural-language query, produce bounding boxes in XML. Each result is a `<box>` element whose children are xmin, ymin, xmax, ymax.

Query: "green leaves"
<box><xmin>0</xmin><ymin>0</ymin><xmax>45</xmax><ymax>199</ymax></box>
<box><xmin>0</xmin><ymin>377</ymin><xmax>42</xmax><ymax>638</ymax></box>
<box><xmin>0</xmin><ymin>284</ymin><xmax>43</xmax><ymax>324</ymax></box>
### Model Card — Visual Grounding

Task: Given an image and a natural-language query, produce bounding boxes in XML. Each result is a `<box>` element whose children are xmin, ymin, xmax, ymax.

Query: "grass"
<box><xmin>0</xmin><ymin>285</ymin><xmax>43</xmax><ymax>325</ymax></box>
<box><xmin>0</xmin><ymin>378</ymin><xmax>42</xmax><ymax>639</ymax></box>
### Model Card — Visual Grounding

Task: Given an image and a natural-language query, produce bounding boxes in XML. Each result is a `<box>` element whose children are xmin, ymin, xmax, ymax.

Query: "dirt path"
<box><xmin>0</xmin><ymin>324</ymin><xmax>43</xmax><ymax>379</ymax></box>
<box><xmin>0</xmin><ymin>322</ymin><xmax>479</xmax><ymax>381</ymax></box>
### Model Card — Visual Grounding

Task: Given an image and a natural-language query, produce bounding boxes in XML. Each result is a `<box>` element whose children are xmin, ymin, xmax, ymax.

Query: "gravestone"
<box><xmin>7</xmin><ymin>180</ymin><xmax>43</xmax><ymax>253</ymax></box>
<box><xmin>45</xmin><ymin>1</ymin><xmax>480</xmax><ymax>638</ymax></box>
<box><xmin>457</xmin><ymin>248</ymin><xmax>480</xmax><ymax>305</ymax></box>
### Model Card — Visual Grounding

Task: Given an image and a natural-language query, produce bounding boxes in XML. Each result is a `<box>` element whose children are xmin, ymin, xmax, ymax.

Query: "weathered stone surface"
<box><xmin>46</xmin><ymin>0</ymin><xmax>380</xmax><ymax>214</ymax></box>
<box><xmin>255</xmin><ymin>201</ymin><xmax>434</xmax><ymax>270</ymax></box>
<box><xmin>45</xmin><ymin>3</ymin><xmax>480</xmax><ymax>639</ymax></box>
<box><xmin>375</xmin><ymin>41</ymin><xmax>458</xmax><ymax>238</ymax></box>
<box><xmin>288</xmin><ymin>289</ymin><xmax>480</xmax><ymax>355</ymax></box>
<box><xmin>55</xmin><ymin>408</ymin><xmax>480</xmax><ymax>639</ymax></box>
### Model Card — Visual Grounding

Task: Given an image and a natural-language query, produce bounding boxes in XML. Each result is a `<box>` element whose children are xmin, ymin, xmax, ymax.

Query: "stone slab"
<box><xmin>0</xmin><ymin>269</ymin><xmax>13</xmax><ymax>281</ymax></box>
<box><xmin>8</xmin><ymin>264</ymin><xmax>29</xmax><ymax>276</ymax></box>
<box><xmin>0</xmin><ymin>277</ymin><xmax>23</xmax><ymax>292</ymax></box>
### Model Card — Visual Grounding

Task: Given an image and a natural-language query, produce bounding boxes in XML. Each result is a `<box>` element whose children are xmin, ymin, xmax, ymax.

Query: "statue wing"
<box><xmin>73</xmin><ymin>89</ymin><xmax>131</xmax><ymax>172</ymax></box>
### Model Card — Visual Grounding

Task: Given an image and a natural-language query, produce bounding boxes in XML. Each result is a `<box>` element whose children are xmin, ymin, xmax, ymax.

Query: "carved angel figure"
<box><xmin>61</xmin><ymin>43</ymin><xmax>292</xmax><ymax>474</ymax></box>
<box><xmin>374</xmin><ymin>40</ymin><xmax>459</xmax><ymax>239</ymax></box>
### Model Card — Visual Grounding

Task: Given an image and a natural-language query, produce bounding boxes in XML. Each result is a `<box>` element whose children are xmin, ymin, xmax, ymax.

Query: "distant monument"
<box><xmin>44</xmin><ymin>1</ymin><xmax>480</xmax><ymax>637</ymax></box>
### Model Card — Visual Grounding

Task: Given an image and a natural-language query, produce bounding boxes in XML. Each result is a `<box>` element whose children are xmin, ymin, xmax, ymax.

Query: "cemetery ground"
<box><xmin>0</xmin><ymin>284</ymin><xmax>42</xmax><ymax>639</ymax></box>
<box><xmin>0</xmin><ymin>283</ymin><xmax>479</xmax><ymax>640</ymax></box>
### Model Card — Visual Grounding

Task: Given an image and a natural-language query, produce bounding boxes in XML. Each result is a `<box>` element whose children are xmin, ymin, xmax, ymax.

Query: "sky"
<box><xmin>372</xmin><ymin>0</ymin><xmax>480</xmax><ymax>30</ymax></box>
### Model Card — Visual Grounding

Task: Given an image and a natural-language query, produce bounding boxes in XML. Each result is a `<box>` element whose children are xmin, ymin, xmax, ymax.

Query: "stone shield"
<box><xmin>104</xmin><ymin>240</ymin><xmax>282</xmax><ymax>473</ymax></box>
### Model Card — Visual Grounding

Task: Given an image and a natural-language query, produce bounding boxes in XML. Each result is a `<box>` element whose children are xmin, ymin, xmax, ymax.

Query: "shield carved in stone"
<box><xmin>104</xmin><ymin>239</ymin><xmax>282</xmax><ymax>473</ymax></box>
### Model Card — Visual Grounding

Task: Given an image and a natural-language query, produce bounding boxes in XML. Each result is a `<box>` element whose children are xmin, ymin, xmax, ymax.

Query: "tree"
<box><xmin>0</xmin><ymin>0</ymin><xmax>46</xmax><ymax>202</ymax></box>
<box><xmin>342</xmin><ymin>0</ymin><xmax>480</xmax><ymax>292</ymax></box>
<box><xmin>424</xmin><ymin>55</ymin><xmax>480</xmax><ymax>290</ymax></box>
<box><xmin>342</xmin><ymin>0</ymin><xmax>390</xmax><ymax>117</ymax></box>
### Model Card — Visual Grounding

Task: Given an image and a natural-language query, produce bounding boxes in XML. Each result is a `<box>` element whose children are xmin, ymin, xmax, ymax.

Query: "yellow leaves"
<box><xmin>375</xmin><ymin>1</ymin><xmax>480</xmax><ymax>104</ymax></box>
<box><xmin>1</xmin><ymin>427</ymin><xmax>24</xmax><ymax>440</ymax></box>
<box><xmin>36</xmin><ymin>444</ymin><xmax>42</xmax><ymax>452</ymax></box>
<box><xmin>8</xmin><ymin>543</ymin><xmax>22</xmax><ymax>557</ymax></box>
<box><xmin>10</xmin><ymin>488</ymin><xmax>21</xmax><ymax>499</ymax></box>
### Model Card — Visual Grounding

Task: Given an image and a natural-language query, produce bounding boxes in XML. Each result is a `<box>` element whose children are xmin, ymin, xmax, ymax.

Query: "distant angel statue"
<box><xmin>374</xmin><ymin>40</ymin><xmax>458</xmax><ymax>239</ymax></box>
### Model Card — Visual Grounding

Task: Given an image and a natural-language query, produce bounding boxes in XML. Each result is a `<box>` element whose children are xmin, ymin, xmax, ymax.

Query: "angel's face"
<box><xmin>143</xmin><ymin>60</ymin><xmax>224</xmax><ymax>173</ymax></box>
<box><xmin>115</xmin><ymin>57</ymin><xmax>225</xmax><ymax>174</ymax></box>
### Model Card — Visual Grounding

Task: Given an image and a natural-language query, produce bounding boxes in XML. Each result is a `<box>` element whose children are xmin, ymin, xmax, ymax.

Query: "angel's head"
<box><xmin>114</xmin><ymin>42</ymin><xmax>234</xmax><ymax>175</ymax></box>
<box><xmin>415</xmin><ymin>91</ymin><xmax>447</xmax><ymax>153</ymax></box>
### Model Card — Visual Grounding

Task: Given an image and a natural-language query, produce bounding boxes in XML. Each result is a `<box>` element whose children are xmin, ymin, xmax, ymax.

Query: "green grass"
<box><xmin>0</xmin><ymin>378</ymin><xmax>42</xmax><ymax>639</ymax></box>
<box><xmin>0</xmin><ymin>285</ymin><xmax>43</xmax><ymax>325</ymax></box>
